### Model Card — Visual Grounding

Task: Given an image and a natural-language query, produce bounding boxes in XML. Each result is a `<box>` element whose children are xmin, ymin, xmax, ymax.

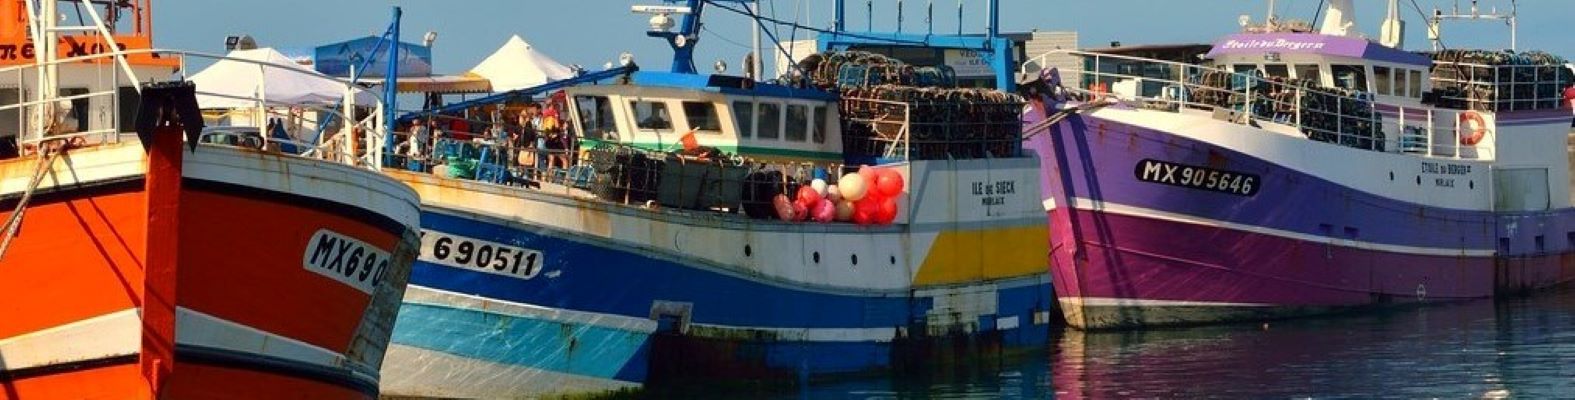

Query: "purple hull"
<box><xmin>1027</xmin><ymin>109</ymin><xmax>1575</xmax><ymax>329</ymax></box>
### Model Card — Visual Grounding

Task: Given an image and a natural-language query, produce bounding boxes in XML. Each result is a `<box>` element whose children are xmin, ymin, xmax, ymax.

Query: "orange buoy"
<box><xmin>1459</xmin><ymin>111</ymin><xmax>1488</xmax><ymax>146</ymax></box>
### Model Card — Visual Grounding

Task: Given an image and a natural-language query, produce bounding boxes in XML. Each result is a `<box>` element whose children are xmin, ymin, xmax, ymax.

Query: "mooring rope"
<box><xmin>0</xmin><ymin>143</ymin><xmax>67</xmax><ymax>261</ymax></box>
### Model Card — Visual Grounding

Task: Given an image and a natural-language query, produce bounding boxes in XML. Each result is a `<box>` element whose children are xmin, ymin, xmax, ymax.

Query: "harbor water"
<box><xmin>703</xmin><ymin>288</ymin><xmax>1575</xmax><ymax>399</ymax></box>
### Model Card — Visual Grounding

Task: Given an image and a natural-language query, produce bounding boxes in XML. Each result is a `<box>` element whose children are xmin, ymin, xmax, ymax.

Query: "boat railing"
<box><xmin>1023</xmin><ymin>49</ymin><xmax>1494</xmax><ymax>160</ymax></box>
<box><xmin>0</xmin><ymin>48</ymin><xmax>394</xmax><ymax>170</ymax></box>
<box><xmin>381</xmin><ymin>123</ymin><xmax>901</xmax><ymax>224</ymax></box>
<box><xmin>1428</xmin><ymin>59</ymin><xmax>1573</xmax><ymax>112</ymax></box>
<box><xmin>838</xmin><ymin>87</ymin><xmax>1024</xmax><ymax>162</ymax></box>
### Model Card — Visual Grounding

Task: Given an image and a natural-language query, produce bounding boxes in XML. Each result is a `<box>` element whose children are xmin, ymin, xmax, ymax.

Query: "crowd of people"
<box><xmin>395</xmin><ymin>93</ymin><xmax>576</xmax><ymax>183</ymax></box>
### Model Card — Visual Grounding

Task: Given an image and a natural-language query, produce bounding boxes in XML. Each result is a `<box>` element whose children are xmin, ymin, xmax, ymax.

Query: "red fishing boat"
<box><xmin>0</xmin><ymin>1</ymin><xmax>420</xmax><ymax>398</ymax></box>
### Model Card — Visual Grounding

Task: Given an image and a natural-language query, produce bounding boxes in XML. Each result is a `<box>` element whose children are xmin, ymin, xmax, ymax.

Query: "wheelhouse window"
<box><xmin>1409</xmin><ymin>70</ymin><xmax>1423</xmax><ymax>98</ymax></box>
<box><xmin>784</xmin><ymin>104</ymin><xmax>808</xmax><ymax>142</ymax></box>
<box><xmin>631</xmin><ymin>101</ymin><xmax>673</xmax><ymax>130</ymax></box>
<box><xmin>1373</xmin><ymin>66</ymin><xmax>1392</xmax><ymax>95</ymax></box>
<box><xmin>1294</xmin><ymin>64</ymin><xmax>1321</xmax><ymax>83</ymax></box>
<box><xmin>1331</xmin><ymin>64</ymin><xmax>1368</xmax><ymax>92</ymax></box>
<box><xmin>757</xmin><ymin>102</ymin><xmax>781</xmax><ymax>139</ymax></box>
<box><xmin>1264</xmin><ymin>64</ymin><xmax>1289</xmax><ymax>79</ymax></box>
<box><xmin>682</xmin><ymin>101</ymin><xmax>722</xmax><ymax>133</ymax></box>
<box><xmin>732</xmin><ymin>101</ymin><xmax>753</xmax><ymax>138</ymax></box>
<box><xmin>575</xmin><ymin>95</ymin><xmax>617</xmax><ymax>140</ymax></box>
<box><xmin>812</xmin><ymin>106</ymin><xmax>828</xmax><ymax>144</ymax></box>
<box><xmin>1393</xmin><ymin>68</ymin><xmax>1408</xmax><ymax>98</ymax></box>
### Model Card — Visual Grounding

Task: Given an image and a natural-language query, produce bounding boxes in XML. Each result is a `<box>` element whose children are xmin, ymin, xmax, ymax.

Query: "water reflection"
<box><xmin>779</xmin><ymin>288</ymin><xmax>1575</xmax><ymax>399</ymax></box>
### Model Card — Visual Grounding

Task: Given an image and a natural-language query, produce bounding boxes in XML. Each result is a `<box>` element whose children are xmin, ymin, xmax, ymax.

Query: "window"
<box><xmin>1393</xmin><ymin>68</ymin><xmax>1408</xmax><ymax>98</ymax></box>
<box><xmin>757</xmin><ymin>102</ymin><xmax>781</xmax><ymax>139</ymax></box>
<box><xmin>60</xmin><ymin>88</ymin><xmax>89</xmax><ymax>132</ymax></box>
<box><xmin>1264</xmin><ymin>64</ymin><xmax>1289</xmax><ymax>79</ymax></box>
<box><xmin>1233</xmin><ymin>64</ymin><xmax>1257</xmax><ymax>74</ymax></box>
<box><xmin>682</xmin><ymin>101</ymin><xmax>722</xmax><ymax>132</ymax></box>
<box><xmin>575</xmin><ymin>95</ymin><xmax>617</xmax><ymax>139</ymax></box>
<box><xmin>784</xmin><ymin>104</ymin><xmax>808</xmax><ymax>142</ymax></box>
<box><xmin>812</xmin><ymin>106</ymin><xmax>828</xmax><ymax>144</ymax></box>
<box><xmin>0</xmin><ymin>89</ymin><xmax>18</xmax><ymax>138</ymax></box>
<box><xmin>631</xmin><ymin>101</ymin><xmax>672</xmax><ymax>130</ymax></box>
<box><xmin>1409</xmin><ymin>70</ymin><xmax>1423</xmax><ymax>98</ymax></box>
<box><xmin>1295</xmin><ymin>64</ymin><xmax>1321</xmax><ymax>83</ymax></box>
<box><xmin>732</xmin><ymin>101</ymin><xmax>753</xmax><ymax>138</ymax></box>
<box><xmin>117</xmin><ymin>87</ymin><xmax>140</xmax><ymax>132</ymax></box>
<box><xmin>1373</xmin><ymin>66</ymin><xmax>1392</xmax><ymax>95</ymax></box>
<box><xmin>1331</xmin><ymin>65</ymin><xmax>1368</xmax><ymax>92</ymax></box>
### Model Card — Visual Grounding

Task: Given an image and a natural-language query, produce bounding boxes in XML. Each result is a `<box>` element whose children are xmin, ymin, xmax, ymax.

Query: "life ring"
<box><xmin>1458</xmin><ymin>111</ymin><xmax>1487</xmax><ymax>146</ymax></box>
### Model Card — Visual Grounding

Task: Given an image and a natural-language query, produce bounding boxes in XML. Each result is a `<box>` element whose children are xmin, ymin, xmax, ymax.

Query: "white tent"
<box><xmin>190</xmin><ymin>47</ymin><xmax>379</xmax><ymax>109</ymax></box>
<box><xmin>469</xmin><ymin>35</ymin><xmax>575</xmax><ymax>92</ymax></box>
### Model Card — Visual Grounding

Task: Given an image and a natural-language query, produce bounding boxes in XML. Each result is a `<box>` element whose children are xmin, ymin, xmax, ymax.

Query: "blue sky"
<box><xmin>153</xmin><ymin>0</ymin><xmax>1568</xmax><ymax>75</ymax></box>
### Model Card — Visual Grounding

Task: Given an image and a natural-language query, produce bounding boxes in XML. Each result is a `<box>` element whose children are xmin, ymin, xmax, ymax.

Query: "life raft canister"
<box><xmin>1459</xmin><ymin>111</ymin><xmax>1487</xmax><ymax>146</ymax></box>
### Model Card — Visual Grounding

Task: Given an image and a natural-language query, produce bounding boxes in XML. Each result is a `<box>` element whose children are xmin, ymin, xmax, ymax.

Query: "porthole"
<box><xmin>813</xmin><ymin>252</ymin><xmax>820</xmax><ymax>263</ymax></box>
<box><xmin>744</xmin><ymin>245</ymin><xmax>752</xmax><ymax>257</ymax></box>
<box><xmin>852</xmin><ymin>254</ymin><xmax>859</xmax><ymax>266</ymax></box>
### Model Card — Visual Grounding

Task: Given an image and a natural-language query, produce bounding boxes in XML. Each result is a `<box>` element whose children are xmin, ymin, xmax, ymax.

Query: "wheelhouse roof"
<box><xmin>1206</xmin><ymin>33</ymin><xmax>1431</xmax><ymax>66</ymax></box>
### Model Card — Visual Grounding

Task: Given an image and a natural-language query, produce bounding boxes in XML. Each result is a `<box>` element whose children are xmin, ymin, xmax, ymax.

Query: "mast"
<box><xmin>1318</xmin><ymin>0</ymin><xmax>1357</xmax><ymax>37</ymax></box>
<box><xmin>1379</xmin><ymin>0</ymin><xmax>1406</xmax><ymax>48</ymax></box>
<box><xmin>1428</xmin><ymin>0</ymin><xmax>1518</xmax><ymax>51</ymax></box>
<box><xmin>35</xmin><ymin>0</ymin><xmax>59</xmax><ymax>144</ymax></box>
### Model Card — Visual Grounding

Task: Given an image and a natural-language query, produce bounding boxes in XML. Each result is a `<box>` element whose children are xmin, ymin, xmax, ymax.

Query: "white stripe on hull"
<box><xmin>0</xmin><ymin>143</ymin><xmax>421</xmax><ymax>229</ymax></box>
<box><xmin>0</xmin><ymin>308</ymin><xmax>140</xmax><ymax>372</ymax></box>
<box><xmin>1061</xmin><ymin>297</ymin><xmax>1275</xmax><ymax>308</ymax></box>
<box><xmin>1065</xmin><ymin>197</ymin><xmax>1496</xmax><ymax>257</ymax></box>
<box><xmin>403</xmin><ymin>285</ymin><xmax>659</xmax><ymax>335</ymax></box>
<box><xmin>0</xmin><ymin>307</ymin><xmax>365</xmax><ymax>377</ymax></box>
<box><xmin>174</xmin><ymin>307</ymin><xmax>370</xmax><ymax>378</ymax></box>
<box><xmin>405</xmin><ymin>286</ymin><xmax>945</xmax><ymax>343</ymax></box>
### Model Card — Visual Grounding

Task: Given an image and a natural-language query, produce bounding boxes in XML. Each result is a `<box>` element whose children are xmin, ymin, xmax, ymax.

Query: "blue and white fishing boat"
<box><xmin>377</xmin><ymin>0</ymin><xmax>1052</xmax><ymax>397</ymax></box>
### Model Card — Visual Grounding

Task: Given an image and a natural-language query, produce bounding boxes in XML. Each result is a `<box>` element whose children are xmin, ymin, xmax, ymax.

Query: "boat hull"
<box><xmin>379</xmin><ymin>159</ymin><xmax>1054</xmax><ymax>398</ymax></box>
<box><xmin>1027</xmin><ymin>107</ymin><xmax>1575</xmax><ymax>330</ymax></box>
<box><xmin>0</xmin><ymin>143</ymin><xmax>421</xmax><ymax>399</ymax></box>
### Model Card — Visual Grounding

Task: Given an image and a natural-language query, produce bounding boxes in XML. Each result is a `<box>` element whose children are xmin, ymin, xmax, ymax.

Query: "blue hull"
<box><xmin>383</xmin><ymin>207</ymin><xmax>1053</xmax><ymax>396</ymax></box>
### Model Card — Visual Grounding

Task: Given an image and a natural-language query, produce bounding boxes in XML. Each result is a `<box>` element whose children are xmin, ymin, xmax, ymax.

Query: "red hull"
<box><xmin>0</xmin><ymin>143</ymin><xmax>418</xmax><ymax>399</ymax></box>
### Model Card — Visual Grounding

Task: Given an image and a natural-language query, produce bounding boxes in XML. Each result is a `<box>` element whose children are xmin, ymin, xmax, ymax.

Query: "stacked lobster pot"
<box><xmin>1429</xmin><ymin>49</ymin><xmax>1573</xmax><ymax>112</ymax></box>
<box><xmin>1188</xmin><ymin>69</ymin><xmax>1382</xmax><ymax>151</ymax></box>
<box><xmin>799</xmin><ymin>51</ymin><xmax>1026</xmax><ymax>161</ymax></box>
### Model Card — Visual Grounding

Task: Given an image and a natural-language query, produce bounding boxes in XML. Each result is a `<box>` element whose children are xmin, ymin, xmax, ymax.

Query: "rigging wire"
<box><xmin>702</xmin><ymin>25</ymin><xmax>754</xmax><ymax>51</ymax></box>
<box><xmin>702</xmin><ymin>0</ymin><xmax>927</xmax><ymax>46</ymax></box>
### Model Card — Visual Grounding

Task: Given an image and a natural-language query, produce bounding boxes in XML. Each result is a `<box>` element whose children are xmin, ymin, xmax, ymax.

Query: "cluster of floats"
<box><xmin>3</xmin><ymin>0</ymin><xmax>1574</xmax><ymax>398</ymax></box>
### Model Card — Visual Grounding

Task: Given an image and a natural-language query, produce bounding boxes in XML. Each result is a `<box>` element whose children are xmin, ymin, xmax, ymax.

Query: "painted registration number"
<box><xmin>419</xmin><ymin>230</ymin><xmax>544</xmax><ymax>280</ymax></box>
<box><xmin>1134</xmin><ymin>159</ymin><xmax>1260</xmax><ymax>197</ymax></box>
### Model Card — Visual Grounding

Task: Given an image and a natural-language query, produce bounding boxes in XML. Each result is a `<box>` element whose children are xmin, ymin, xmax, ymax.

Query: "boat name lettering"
<box><xmin>1420</xmin><ymin>162</ymin><xmax>1471</xmax><ymax>175</ymax></box>
<box><xmin>0</xmin><ymin>41</ymin><xmax>129</xmax><ymax>61</ymax></box>
<box><xmin>971</xmin><ymin>180</ymin><xmax>1016</xmax><ymax>206</ymax></box>
<box><xmin>1220</xmin><ymin>38</ymin><xmax>1327</xmax><ymax>52</ymax></box>
<box><xmin>1134</xmin><ymin>159</ymin><xmax>1260</xmax><ymax>196</ymax></box>
<box><xmin>302</xmin><ymin>229</ymin><xmax>391</xmax><ymax>295</ymax></box>
<box><xmin>419</xmin><ymin>230</ymin><xmax>544</xmax><ymax>281</ymax></box>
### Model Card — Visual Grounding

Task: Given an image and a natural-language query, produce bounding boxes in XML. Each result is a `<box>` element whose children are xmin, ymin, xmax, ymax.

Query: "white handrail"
<box><xmin>1022</xmin><ymin>49</ymin><xmax>1497</xmax><ymax>160</ymax></box>
<box><xmin>0</xmin><ymin>48</ymin><xmax>395</xmax><ymax>170</ymax></box>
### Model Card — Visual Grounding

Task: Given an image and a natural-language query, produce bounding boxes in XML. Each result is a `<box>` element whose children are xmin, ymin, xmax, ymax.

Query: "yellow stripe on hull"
<box><xmin>913</xmin><ymin>225</ymin><xmax>1049</xmax><ymax>286</ymax></box>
